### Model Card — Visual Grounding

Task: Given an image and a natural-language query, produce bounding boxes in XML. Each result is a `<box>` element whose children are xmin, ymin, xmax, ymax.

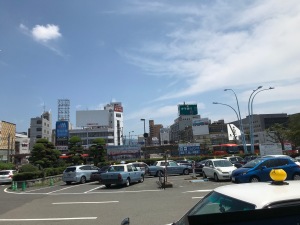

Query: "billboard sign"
<box><xmin>178</xmin><ymin>104</ymin><xmax>198</xmax><ymax>116</ymax></box>
<box><xmin>56</xmin><ymin>121</ymin><xmax>69</xmax><ymax>139</ymax></box>
<box><xmin>259</xmin><ymin>143</ymin><xmax>283</xmax><ymax>156</ymax></box>
<box><xmin>192</xmin><ymin>118</ymin><xmax>209</xmax><ymax>135</ymax></box>
<box><xmin>114</xmin><ymin>105</ymin><xmax>123</xmax><ymax>112</ymax></box>
<box><xmin>178</xmin><ymin>143</ymin><xmax>200</xmax><ymax>155</ymax></box>
<box><xmin>76</xmin><ymin>110</ymin><xmax>110</xmax><ymax>127</ymax></box>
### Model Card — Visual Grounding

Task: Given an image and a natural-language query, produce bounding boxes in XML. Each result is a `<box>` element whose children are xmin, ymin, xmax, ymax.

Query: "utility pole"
<box><xmin>7</xmin><ymin>134</ymin><xmax>10</xmax><ymax>163</ymax></box>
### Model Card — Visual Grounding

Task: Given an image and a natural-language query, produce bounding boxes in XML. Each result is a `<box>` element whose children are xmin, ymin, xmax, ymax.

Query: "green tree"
<box><xmin>89</xmin><ymin>138</ymin><xmax>107</xmax><ymax>166</ymax></box>
<box><xmin>287</xmin><ymin>114</ymin><xmax>300</xmax><ymax>147</ymax></box>
<box><xmin>67</xmin><ymin>136</ymin><xmax>85</xmax><ymax>165</ymax></box>
<box><xmin>265</xmin><ymin>123</ymin><xmax>288</xmax><ymax>150</ymax></box>
<box><xmin>28</xmin><ymin>139</ymin><xmax>61</xmax><ymax>168</ymax></box>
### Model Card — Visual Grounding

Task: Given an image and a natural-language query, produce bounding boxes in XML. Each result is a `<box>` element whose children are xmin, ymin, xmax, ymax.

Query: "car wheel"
<box><xmin>105</xmin><ymin>184</ymin><xmax>111</xmax><ymax>188</ymax></box>
<box><xmin>183</xmin><ymin>169</ymin><xmax>189</xmax><ymax>175</ymax></box>
<box><xmin>124</xmin><ymin>178</ymin><xmax>130</xmax><ymax>187</ymax></box>
<box><xmin>66</xmin><ymin>181</ymin><xmax>72</xmax><ymax>185</ymax></box>
<box><xmin>80</xmin><ymin>176</ymin><xmax>86</xmax><ymax>184</ymax></box>
<box><xmin>202</xmin><ymin>171</ymin><xmax>207</xmax><ymax>178</ymax></box>
<box><xmin>249</xmin><ymin>176</ymin><xmax>260</xmax><ymax>183</ymax></box>
<box><xmin>293</xmin><ymin>173</ymin><xmax>300</xmax><ymax>180</ymax></box>
<box><xmin>214</xmin><ymin>173</ymin><xmax>219</xmax><ymax>182</ymax></box>
<box><xmin>139</xmin><ymin>175</ymin><xmax>144</xmax><ymax>183</ymax></box>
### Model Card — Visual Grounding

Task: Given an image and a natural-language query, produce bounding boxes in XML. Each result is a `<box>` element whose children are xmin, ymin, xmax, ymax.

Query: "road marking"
<box><xmin>92</xmin><ymin>190</ymin><xmax>162</xmax><ymax>194</ymax></box>
<box><xmin>192</xmin><ymin>197</ymin><xmax>204</xmax><ymax>199</ymax></box>
<box><xmin>52</xmin><ymin>201</ymin><xmax>118</xmax><ymax>205</ymax></box>
<box><xmin>46</xmin><ymin>185</ymin><xmax>80</xmax><ymax>194</ymax></box>
<box><xmin>0</xmin><ymin>217</ymin><xmax>97</xmax><ymax>221</ymax></box>
<box><xmin>84</xmin><ymin>185</ymin><xmax>105</xmax><ymax>193</ymax></box>
<box><xmin>183</xmin><ymin>189</ymin><xmax>212</xmax><ymax>193</ymax></box>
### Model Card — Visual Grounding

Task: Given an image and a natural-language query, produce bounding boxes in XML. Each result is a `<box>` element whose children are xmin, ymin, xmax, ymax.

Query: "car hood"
<box><xmin>232</xmin><ymin>167</ymin><xmax>251</xmax><ymax>175</ymax></box>
<box><xmin>215</xmin><ymin>166</ymin><xmax>236</xmax><ymax>172</ymax></box>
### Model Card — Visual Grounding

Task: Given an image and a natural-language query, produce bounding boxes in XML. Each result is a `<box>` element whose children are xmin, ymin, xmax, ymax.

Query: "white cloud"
<box><xmin>32</xmin><ymin>24</ymin><xmax>61</xmax><ymax>42</ymax></box>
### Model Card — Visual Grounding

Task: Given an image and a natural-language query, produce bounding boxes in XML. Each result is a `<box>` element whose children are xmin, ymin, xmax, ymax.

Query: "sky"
<box><xmin>1</xmin><ymin>0</ymin><xmax>300</xmax><ymax>138</ymax></box>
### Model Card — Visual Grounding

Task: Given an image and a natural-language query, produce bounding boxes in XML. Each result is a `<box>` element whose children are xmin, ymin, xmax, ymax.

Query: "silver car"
<box><xmin>62</xmin><ymin>165</ymin><xmax>99</xmax><ymax>185</ymax></box>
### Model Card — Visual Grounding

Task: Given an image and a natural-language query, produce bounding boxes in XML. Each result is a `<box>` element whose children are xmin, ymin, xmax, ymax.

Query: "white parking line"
<box><xmin>183</xmin><ymin>189</ymin><xmax>212</xmax><ymax>193</ymax></box>
<box><xmin>52</xmin><ymin>201</ymin><xmax>119</xmax><ymax>205</ymax></box>
<box><xmin>192</xmin><ymin>197</ymin><xmax>204</xmax><ymax>199</ymax></box>
<box><xmin>46</xmin><ymin>185</ymin><xmax>81</xmax><ymax>194</ymax></box>
<box><xmin>0</xmin><ymin>217</ymin><xmax>97</xmax><ymax>221</ymax></box>
<box><xmin>84</xmin><ymin>185</ymin><xmax>105</xmax><ymax>193</ymax></box>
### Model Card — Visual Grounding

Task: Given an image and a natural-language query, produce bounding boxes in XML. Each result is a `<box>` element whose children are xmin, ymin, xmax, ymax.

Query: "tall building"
<box><xmin>0</xmin><ymin>121</ymin><xmax>16</xmax><ymax>162</ymax></box>
<box><xmin>149</xmin><ymin>120</ymin><xmax>163</xmax><ymax>145</ymax></box>
<box><xmin>29</xmin><ymin>111</ymin><xmax>52</xmax><ymax>150</ymax></box>
<box><xmin>70</xmin><ymin>102</ymin><xmax>124</xmax><ymax>148</ymax></box>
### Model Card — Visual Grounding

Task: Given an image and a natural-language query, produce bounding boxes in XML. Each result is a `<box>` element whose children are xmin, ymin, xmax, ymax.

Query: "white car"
<box><xmin>173</xmin><ymin>171</ymin><xmax>300</xmax><ymax>225</ymax></box>
<box><xmin>202</xmin><ymin>159</ymin><xmax>236</xmax><ymax>181</ymax></box>
<box><xmin>0</xmin><ymin>170</ymin><xmax>17</xmax><ymax>184</ymax></box>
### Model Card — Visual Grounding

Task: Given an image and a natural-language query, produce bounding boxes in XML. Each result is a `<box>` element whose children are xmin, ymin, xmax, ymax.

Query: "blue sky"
<box><xmin>1</xmin><ymin>0</ymin><xmax>300</xmax><ymax>138</ymax></box>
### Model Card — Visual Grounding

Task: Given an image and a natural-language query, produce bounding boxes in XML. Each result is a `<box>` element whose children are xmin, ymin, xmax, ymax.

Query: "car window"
<box><xmin>0</xmin><ymin>171</ymin><xmax>9</xmax><ymax>175</ymax></box>
<box><xmin>64</xmin><ymin>167</ymin><xmax>76</xmax><ymax>172</ymax></box>
<box><xmin>80</xmin><ymin>166</ymin><xmax>90</xmax><ymax>170</ymax></box>
<box><xmin>274</xmin><ymin>159</ymin><xmax>289</xmax><ymax>167</ymax></box>
<box><xmin>109</xmin><ymin>166</ymin><xmax>124</xmax><ymax>172</ymax></box>
<box><xmin>169</xmin><ymin>161</ymin><xmax>177</xmax><ymax>166</ymax></box>
<box><xmin>213</xmin><ymin>160</ymin><xmax>233</xmax><ymax>167</ymax></box>
<box><xmin>127</xmin><ymin>165</ymin><xmax>133</xmax><ymax>172</ymax></box>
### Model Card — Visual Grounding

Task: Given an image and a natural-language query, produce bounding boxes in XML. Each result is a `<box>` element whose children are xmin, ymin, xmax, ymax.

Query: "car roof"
<box><xmin>208</xmin><ymin>158</ymin><xmax>230</xmax><ymax>161</ymax></box>
<box><xmin>215</xmin><ymin>181</ymin><xmax>300</xmax><ymax>209</ymax></box>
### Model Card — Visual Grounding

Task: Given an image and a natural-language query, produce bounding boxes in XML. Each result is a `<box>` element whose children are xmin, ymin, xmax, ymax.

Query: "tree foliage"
<box><xmin>28</xmin><ymin>139</ymin><xmax>61</xmax><ymax>168</ymax></box>
<box><xmin>265</xmin><ymin>123</ymin><xmax>288</xmax><ymax>150</ymax></box>
<box><xmin>89</xmin><ymin>138</ymin><xmax>107</xmax><ymax>166</ymax></box>
<box><xmin>287</xmin><ymin>113</ymin><xmax>300</xmax><ymax>147</ymax></box>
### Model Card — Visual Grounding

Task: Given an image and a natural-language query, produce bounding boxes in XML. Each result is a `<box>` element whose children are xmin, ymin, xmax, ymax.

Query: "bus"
<box><xmin>212</xmin><ymin>144</ymin><xmax>239</xmax><ymax>156</ymax></box>
<box><xmin>237</xmin><ymin>144</ymin><xmax>260</xmax><ymax>154</ymax></box>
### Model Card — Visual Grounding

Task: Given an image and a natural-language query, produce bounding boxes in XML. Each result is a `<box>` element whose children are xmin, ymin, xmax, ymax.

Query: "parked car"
<box><xmin>100</xmin><ymin>163</ymin><xmax>145</xmax><ymax>188</ymax></box>
<box><xmin>129</xmin><ymin>162</ymin><xmax>149</xmax><ymax>175</ymax></box>
<box><xmin>223</xmin><ymin>156</ymin><xmax>244</xmax><ymax>168</ymax></box>
<box><xmin>176</xmin><ymin>160</ymin><xmax>194</xmax><ymax>167</ymax></box>
<box><xmin>62</xmin><ymin>165</ymin><xmax>99</xmax><ymax>185</ymax></box>
<box><xmin>0</xmin><ymin>170</ymin><xmax>17</xmax><ymax>184</ymax></box>
<box><xmin>194</xmin><ymin>159</ymin><xmax>208</xmax><ymax>175</ymax></box>
<box><xmin>262</xmin><ymin>154</ymin><xmax>300</xmax><ymax>165</ymax></box>
<box><xmin>90</xmin><ymin>165</ymin><xmax>110</xmax><ymax>182</ymax></box>
<box><xmin>148</xmin><ymin>160</ymin><xmax>191</xmax><ymax>176</ymax></box>
<box><xmin>231</xmin><ymin>156</ymin><xmax>300</xmax><ymax>183</ymax></box>
<box><xmin>242</xmin><ymin>155</ymin><xmax>259</xmax><ymax>164</ymax></box>
<box><xmin>171</xmin><ymin>170</ymin><xmax>300</xmax><ymax>225</ymax></box>
<box><xmin>202</xmin><ymin>159</ymin><xmax>236</xmax><ymax>181</ymax></box>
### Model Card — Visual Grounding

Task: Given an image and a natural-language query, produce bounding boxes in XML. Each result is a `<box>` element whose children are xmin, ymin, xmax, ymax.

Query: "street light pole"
<box><xmin>140</xmin><ymin>118</ymin><xmax>146</xmax><ymax>148</ymax></box>
<box><xmin>213</xmin><ymin>102</ymin><xmax>240</xmax><ymax>142</ymax></box>
<box><xmin>249</xmin><ymin>87</ymin><xmax>274</xmax><ymax>153</ymax></box>
<box><xmin>224</xmin><ymin>89</ymin><xmax>247</xmax><ymax>152</ymax></box>
<box><xmin>247</xmin><ymin>86</ymin><xmax>262</xmax><ymax>153</ymax></box>
<box><xmin>129</xmin><ymin>131</ymin><xmax>134</xmax><ymax>146</ymax></box>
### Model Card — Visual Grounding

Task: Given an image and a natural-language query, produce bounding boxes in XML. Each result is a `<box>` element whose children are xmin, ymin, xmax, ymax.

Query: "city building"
<box><xmin>149</xmin><ymin>120</ymin><xmax>163</xmax><ymax>145</ymax></box>
<box><xmin>28</xmin><ymin>111</ymin><xmax>52</xmax><ymax>150</ymax></box>
<box><xmin>0</xmin><ymin>121</ymin><xmax>16</xmax><ymax>162</ymax></box>
<box><xmin>69</xmin><ymin>102</ymin><xmax>124</xmax><ymax>148</ymax></box>
<box><xmin>14</xmin><ymin>133</ymin><xmax>30</xmax><ymax>165</ymax></box>
<box><xmin>160</xmin><ymin>128</ymin><xmax>170</xmax><ymax>145</ymax></box>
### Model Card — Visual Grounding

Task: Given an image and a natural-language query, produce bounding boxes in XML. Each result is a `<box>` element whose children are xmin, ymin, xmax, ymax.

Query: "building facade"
<box><xmin>0</xmin><ymin>121</ymin><xmax>16</xmax><ymax>162</ymax></box>
<box><xmin>29</xmin><ymin>111</ymin><xmax>52</xmax><ymax>150</ymax></box>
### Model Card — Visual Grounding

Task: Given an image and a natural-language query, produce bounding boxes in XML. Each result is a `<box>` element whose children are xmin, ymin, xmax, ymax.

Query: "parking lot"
<box><xmin>0</xmin><ymin>175</ymin><xmax>231</xmax><ymax>225</ymax></box>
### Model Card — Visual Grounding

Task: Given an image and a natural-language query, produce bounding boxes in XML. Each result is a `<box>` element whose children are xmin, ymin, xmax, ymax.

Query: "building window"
<box><xmin>36</xmin><ymin>128</ymin><xmax>42</xmax><ymax>131</ymax></box>
<box><xmin>116</xmin><ymin>113</ymin><xmax>122</xmax><ymax>118</ymax></box>
<box><xmin>37</xmin><ymin>120</ymin><xmax>42</xmax><ymax>124</ymax></box>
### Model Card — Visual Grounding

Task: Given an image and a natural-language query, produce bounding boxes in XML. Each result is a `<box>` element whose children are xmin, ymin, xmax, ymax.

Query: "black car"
<box><xmin>194</xmin><ymin>160</ymin><xmax>208</xmax><ymax>175</ymax></box>
<box><xmin>90</xmin><ymin>165</ymin><xmax>110</xmax><ymax>182</ymax></box>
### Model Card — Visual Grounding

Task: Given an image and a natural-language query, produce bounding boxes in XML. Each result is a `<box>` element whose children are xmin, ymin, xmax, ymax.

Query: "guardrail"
<box><xmin>11</xmin><ymin>175</ymin><xmax>62</xmax><ymax>191</ymax></box>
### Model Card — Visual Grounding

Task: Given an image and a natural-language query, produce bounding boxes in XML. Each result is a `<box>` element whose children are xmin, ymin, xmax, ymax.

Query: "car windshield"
<box><xmin>64</xmin><ymin>167</ymin><xmax>76</xmax><ymax>172</ymax></box>
<box><xmin>213</xmin><ymin>160</ymin><xmax>233</xmax><ymax>167</ymax></box>
<box><xmin>243</xmin><ymin>158</ymin><xmax>265</xmax><ymax>168</ymax></box>
<box><xmin>0</xmin><ymin>171</ymin><xmax>9</xmax><ymax>175</ymax></box>
<box><xmin>108</xmin><ymin>166</ymin><xmax>124</xmax><ymax>172</ymax></box>
<box><xmin>176</xmin><ymin>191</ymin><xmax>256</xmax><ymax>225</ymax></box>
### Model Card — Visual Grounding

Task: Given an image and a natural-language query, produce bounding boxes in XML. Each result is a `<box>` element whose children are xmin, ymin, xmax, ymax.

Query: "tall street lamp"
<box><xmin>129</xmin><ymin>131</ymin><xmax>134</xmax><ymax>146</ymax></box>
<box><xmin>247</xmin><ymin>86</ymin><xmax>262</xmax><ymax>153</ymax></box>
<box><xmin>249</xmin><ymin>87</ymin><xmax>274</xmax><ymax>153</ymax></box>
<box><xmin>140</xmin><ymin>118</ymin><xmax>146</xmax><ymax>148</ymax></box>
<box><xmin>224</xmin><ymin>89</ymin><xmax>247</xmax><ymax>152</ymax></box>
<box><xmin>213</xmin><ymin>102</ymin><xmax>240</xmax><ymax>143</ymax></box>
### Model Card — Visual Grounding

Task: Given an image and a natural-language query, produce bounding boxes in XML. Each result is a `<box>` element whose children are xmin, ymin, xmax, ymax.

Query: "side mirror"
<box><xmin>121</xmin><ymin>217</ymin><xmax>130</xmax><ymax>225</ymax></box>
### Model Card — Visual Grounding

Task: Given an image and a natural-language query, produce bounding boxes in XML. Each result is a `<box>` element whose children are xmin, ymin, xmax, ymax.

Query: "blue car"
<box><xmin>231</xmin><ymin>157</ymin><xmax>300</xmax><ymax>183</ymax></box>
